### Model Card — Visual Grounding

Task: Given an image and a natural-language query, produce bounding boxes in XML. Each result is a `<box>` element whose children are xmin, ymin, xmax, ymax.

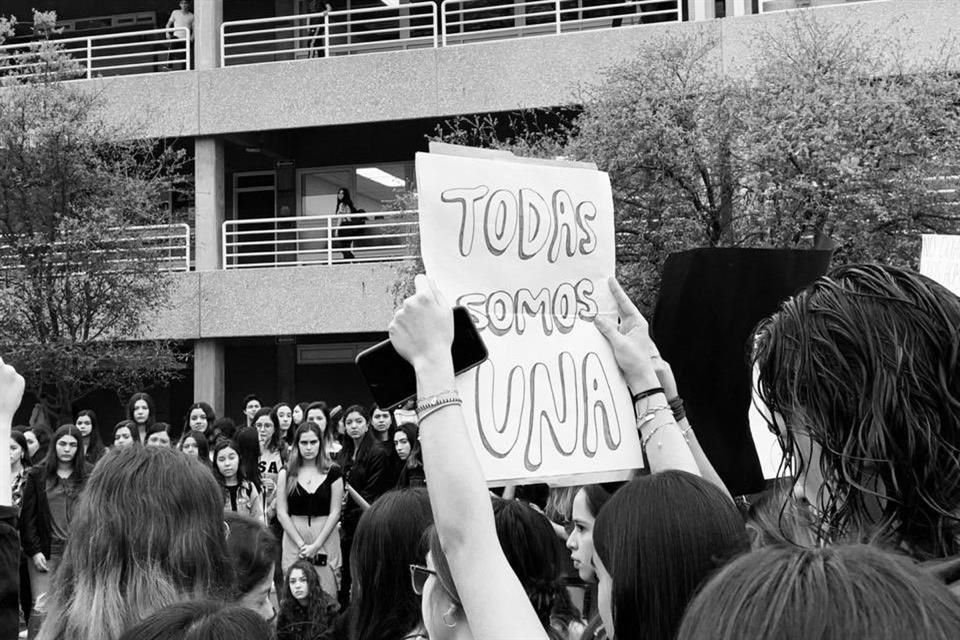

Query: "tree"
<box><xmin>0</xmin><ymin>11</ymin><xmax>189</xmax><ymax>420</ymax></box>
<box><xmin>431</xmin><ymin>13</ymin><xmax>960</xmax><ymax>316</ymax></box>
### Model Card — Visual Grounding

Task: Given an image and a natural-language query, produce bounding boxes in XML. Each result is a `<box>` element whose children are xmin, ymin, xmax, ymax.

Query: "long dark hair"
<box><xmin>76</xmin><ymin>409</ymin><xmax>106</xmax><ymax>464</ymax></box>
<box><xmin>752</xmin><ymin>264</ymin><xmax>960</xmax><ymax>558</ymax></box>
<box><xmin>26</xmin><ymin>424</ymin><xmax>52</xmax><ymax>465</ymax></box>
<box><xmin>336</xmin><ymin>187</ymin><xmax>356</xmax><ymax>212</ymax></box>
<box><xmin>278</xmin><ymin>559</ymin><xmax>339</xmax><ymax>640</ymax></box>
<box><xmin>492</xmin><ymin>498</ymin><xmax>575</xmax><ymax>639</ymax></box>
<box><xmin>44</xmin><ymin>424</ymin><xmax>87</xmax><ymax>483</ymax></box>
<box><xmin>271</xmin><ymin>402</ymin><xmax>294</xmax><ymax>446</ymax></box>
<box><xmin>117</xmin><ymin>600</ymin><xmax>274</xmax><ymax>640</ymax></box>
<box><xmin>592</xmin><ymin>470</ymin><xmax>749</xmax><ymax>640</ymax></box>
<box><xmin>183</xmin><ymin>402</ymin><xmax>216</xmax><ymax>442</ymax></box>
<box><xmin>126</xmin><ymin>392</ymin><xmax>156</xmax><ymax>428</ymax></box>
<box><xmin>395</xmin><ymin>423</ymin><xmax>422</xmax><ymax>470</ymax></box>
<box><xmin>251</xmin><ymin>407</ymin><xmax>280</xmax><ymax>453</ymax></box>
<box><xmin>178</xmin><ymin>431</ymin><xmax>211</xmax><ymax>468</ymax></box>
<box><xmin>677</xmin><ymin>544</ymin><xmax>960</xmax><ymax>640</ymax></box>
<box><xmin>212</xmin><ymin>440</ymin><xmax>248</xmax><ymax>487</ymax></box>
<box><xmin>235</xmin><ymin>427</ymin><xmax>263</xmax><ymax>492</ymax></box>
<box><xmin>339</xmin><ymin>404</ymin><xmax>376</xmax><ymax>462</ymax></box>
<box><xmin>349</xmin><ymin>489</ymin><xmax>433</xmax><ymax>640</ymax></box>
<box><xmin>113</xmin><ymin>420</ymin><xmax>141</xmax><ymax>446</ymax></box>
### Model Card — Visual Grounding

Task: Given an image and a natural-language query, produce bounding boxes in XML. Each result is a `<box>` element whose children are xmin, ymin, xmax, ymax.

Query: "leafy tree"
<box><xmin>432</xmin><ymin>13</ymin><xmax>960</xmax><ymax>316</ymax></box>
<box><xmin>0</xmin><ymin>11</ymin><xmax>189</xmax><ymax>420</ymax></box>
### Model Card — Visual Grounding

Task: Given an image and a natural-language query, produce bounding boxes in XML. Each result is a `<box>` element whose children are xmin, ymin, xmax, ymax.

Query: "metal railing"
<box><xmin>760</xmin><ymin>0</ymin><xmax>885</xmax><ymax>13</ymax></box>
<box><xmin>221</xmin><ymin>4</ymin><xmax>438</xmax><ymax>66</ymax></box>
<box><xmin>222</xmin><ymin>210</ymin><xmax>417</xmax><ymax>269</ymax></box>
<box><xmin>0</xmin><ymin>224</ymin><xmax>191</xmax><ymax>273</ymax></box>
<box><xmin>0</xmin><ymin>27</ymin><xmax>191</xmax><ymax>81</ymax></box>
<box><xmin>441</xmin><ymin>0</ymin><xmax>680</xmax><ymax>45</ymax></box>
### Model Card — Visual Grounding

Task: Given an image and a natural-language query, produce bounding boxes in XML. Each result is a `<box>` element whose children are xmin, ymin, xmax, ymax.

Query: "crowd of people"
<box><xmin>2</xmin><ymin>262</ymin><xmax>960</xmax><ymax>640</ymax></box>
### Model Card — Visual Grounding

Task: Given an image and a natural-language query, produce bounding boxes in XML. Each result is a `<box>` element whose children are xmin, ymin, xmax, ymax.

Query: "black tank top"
<box><xmin>286</xmin><ymin>465</ymin><xmax>342</xmax><ymax>516</ymax></box>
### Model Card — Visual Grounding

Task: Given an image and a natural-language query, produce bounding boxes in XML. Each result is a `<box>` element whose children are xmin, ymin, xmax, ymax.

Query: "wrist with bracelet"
<box><xmin>416</xmin><ymin>390</ymin><xmax>462</xmax><ymax>421</ymax></box>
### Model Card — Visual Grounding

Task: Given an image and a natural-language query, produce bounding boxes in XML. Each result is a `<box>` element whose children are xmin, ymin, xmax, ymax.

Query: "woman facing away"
<box><xmin>751</xmin><ymin>264</ymin><xmax>960</xmax><ymax>560</ymax></box>
<box><xmin>276</xmin><ymin>422</ymin><xmax>343</xmax><ymax>600</ymax></box>
<box><xmin>20</xmin><ymin>424</ymin><xmax>92</xmax><ymax>636</ymax></box>
<box><xmin>35</xmin><ymin>446</ymin><xmax>235</xmax><ymax>640</ymax></box>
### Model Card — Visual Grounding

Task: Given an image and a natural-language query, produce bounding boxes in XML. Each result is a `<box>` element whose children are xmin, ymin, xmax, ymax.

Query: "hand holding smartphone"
<box><xmin>356</xmin><ymin>306</ymin><xmax>488</xmax><ymax>410</ymax></box>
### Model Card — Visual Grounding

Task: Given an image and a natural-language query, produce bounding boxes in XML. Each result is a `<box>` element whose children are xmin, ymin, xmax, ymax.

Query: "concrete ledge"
<box><xmin>144</xmin><ymin>263</ymin><xmax>404</xmax><ymax>340</ymax></box>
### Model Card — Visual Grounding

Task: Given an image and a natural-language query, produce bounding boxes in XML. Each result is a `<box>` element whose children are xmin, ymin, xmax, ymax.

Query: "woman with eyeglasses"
<box><xmin>252</xmin><ymin>408</ymin><xmax>288</xmax><ymax>526</ymax></box>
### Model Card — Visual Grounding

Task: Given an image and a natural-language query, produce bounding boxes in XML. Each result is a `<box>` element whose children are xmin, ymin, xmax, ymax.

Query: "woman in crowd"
<box><xmin>592</xmin><ymin>471</ymin><xmax>749</xmax><ymax>640</ymax></box>
<box><xmin>305</xmin><ymin>401</ymin><xmax>340</xmax><ymax>457</ymax></box>
<box><xmin>253</xmin><ymin>407</ymin><xmax>288</xmax><ymax>525</ymax></box>
<box><xmin>236</xmin><ymin>427</ymin><xmax>264</xmax><ymax>495</ymax></box>
<box><xmin>224</xmin><ymin>512</ymin><xmax>280</xmax><ymax>622</ymax></box>
<box><xmin>75</xmin><ymin>410</ymin><xmax>105</xmax><ymax>465</ymax></box>
<box><xmin>11</xmin><ymin>430</ymin><xmax>33</xmax><ymax>632</ymax></box>
<box><xmin>183</xmin><ymin>402</ymin><xmax>217</xmax><ymax>444</ymax></box>
<box><xmin>369</xmin><ymin>405</ymin><xmax>394</xmax><ymax>446</ymax></box>
<box><xmin>752</xmin><ymin>264</ymin><xmax>960</xmax><ymax>558</ymax></box>
<box><xmin>349</xmin><ymin>488</ymin><xmax>433</xmax><ymax>640</ymax></box>
<box><xmin>19</xmin><ymin>425</ymin><xmax>51</xmax><ymax>466</ymax></box>
<box><xmin>36</xmin><ymin>446</ymin><xmax>235</xmax><ymax>640</ymax></box>
<box><xmin>118</xmin><ymin>600</ymin><xmax>274</xmax><ymax>640</ymax></box>
<box><xmin>292</xmin><ymin>402</ymin><xmax>309</xmax><ymax>431</ymax></box>
<box><xmin>276</xmin><ymin>422</ymin><xmax>343</xmax><ymax>600</ymax></box>
<box><xmin>21</xmin><ymin>425</ymin><xmax>91</xmax><ymax>636</ymax></box>
<box><xmin>565</xmin><ymin>484</ymin><xmax>618</xmax><ymax>640</ymax></box>
<box><xmin>277</xmin><ymin>559</ymin><xmax>339</xmax><ymax>640</ymax></box>
<box><xmin>211</xmin><ymin>416</ymin><xmax>237</xmax><ymax>449</ymax></box>
<box><xmin>394</xmin><ymin>423</ymin><xmax>425</xmax><ymax>489</ymax></box>
<box><xmin>337</xmin><ymin>404</ymin><xmax>392</xmax><ymax>606</ymax></box>
<box><xmin>676</xmin><ymin>544</ymin><xmax>960</xmax><ymax>639</ymax></box>
<box><xmin>126</xmin><ymin>392</ymin><xmax>156</xmax><ymax>443</ymax></box>
<box><xmin>178</xmin><ymin>431</ymin><xmax>211</xmax><ymax>468</ymax></box>
<box><xmin>213</xmin><ymin>440</ymin><xmax>263</xmax><ymax>521</ymax></box>
<box><xmin>272</xmin><ymin>402</ymin><xmax>295</xmax><ymax>447</ymax></box>
<box><xmin>145</xmin><ymin>423</ymin><xmax>172</xmax><ymax>448</ymax></box>
<box><xmin>112</xmin><ymin>420</ymin><xmax>139</xmax><ymax>448</ymax></box>
<box><xmin>493</xmin><ymin>498</ymin><xmax>584</xmax><ymax>640</ymax></box>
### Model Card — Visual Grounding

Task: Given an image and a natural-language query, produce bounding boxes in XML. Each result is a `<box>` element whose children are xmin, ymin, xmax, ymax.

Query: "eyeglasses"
<box><xmin>409</xmin><ymin>564</ymin><xmax>436</xmax><ymax>596</ymax></box>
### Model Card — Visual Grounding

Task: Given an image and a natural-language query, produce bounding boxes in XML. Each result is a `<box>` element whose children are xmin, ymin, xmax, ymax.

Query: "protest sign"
<box><xmin>920</xmin><ymin>234</ymin><xmax>960</xmax><ymax>296</ymax></box>
<box><xmin>416</xmin><ymin>147</ymin><xmax>643</xmax><ymax>486</ymax></box>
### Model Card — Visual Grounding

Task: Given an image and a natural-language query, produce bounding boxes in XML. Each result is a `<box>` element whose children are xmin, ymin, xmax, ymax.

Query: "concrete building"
<box><xmin>2</xmin><ymin>0</ymin><xmax>956</xmax><ymax>425</ymax></box>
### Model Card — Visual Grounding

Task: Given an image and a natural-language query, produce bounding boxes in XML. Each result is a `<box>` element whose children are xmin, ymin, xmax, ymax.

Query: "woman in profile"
<box><xmin>36</xmin><ymin>446</ymin><xmax>234</xmax><ymax>640</ymax></box>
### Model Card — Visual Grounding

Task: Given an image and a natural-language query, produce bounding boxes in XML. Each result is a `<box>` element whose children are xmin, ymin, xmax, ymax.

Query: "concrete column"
<box><xmin>194</xmin><ymin>339</ymin><xmax>226</xmax><ymax>416</ymax></box>
<box><xmin>688</xmin><ymin>0</ymin><xmax>716</xmax><ymax>21</ymax></box>
<box><xmin>195</xmin><ymin>0</ymin><xmax>224</xmax><ymax>70</ymax></box>
<box><xmin>195</xmin><ymin>137</ymin><xmax>225</xmax><ymax>271</ymax></box>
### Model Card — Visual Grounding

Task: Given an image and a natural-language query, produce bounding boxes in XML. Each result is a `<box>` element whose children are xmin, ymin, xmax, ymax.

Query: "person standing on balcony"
<box><xmin>164</xmin><ymin>0</ymin><xmax>195</xmax><ymax>71</ymax></box>
<box><xmin>333</xmin><ymin>188</ymin><xmax>363</xmax><ymax>262</ymax></box>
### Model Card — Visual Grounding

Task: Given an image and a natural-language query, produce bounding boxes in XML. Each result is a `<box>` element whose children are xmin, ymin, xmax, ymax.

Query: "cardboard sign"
<box><xmin>416</xmin><ymin>148</ymin><xmax>643</xmax><ymax>486</ymax></box>
<box><xmin>921</xmin><ymin>234</ymin><xmax>960</xmax><ymax>296</ymax></box>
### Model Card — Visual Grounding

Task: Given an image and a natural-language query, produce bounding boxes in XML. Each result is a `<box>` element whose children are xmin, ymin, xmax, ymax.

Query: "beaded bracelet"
<box><xmin>668</xmin><ymin>395</ymin><xmax>686</xmax><ymax>422</ymax></box>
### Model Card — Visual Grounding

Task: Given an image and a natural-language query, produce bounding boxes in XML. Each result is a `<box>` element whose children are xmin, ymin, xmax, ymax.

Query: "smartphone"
<box><xmin>312</xmin><ymin>553</ymin><xmax>328</xmax><ymax>567</ymax></box>
<box><xmin>356</xmin><ymin>306</ymin><xmax>488</xmax><ymax>410</ymax></box>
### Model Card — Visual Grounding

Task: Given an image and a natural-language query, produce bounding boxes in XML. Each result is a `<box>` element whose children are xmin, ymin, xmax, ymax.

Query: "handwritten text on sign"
<box><xmin>416</xmin><ymin>152</ymin><xmax>643</xmax><ymax>485</ymax></box>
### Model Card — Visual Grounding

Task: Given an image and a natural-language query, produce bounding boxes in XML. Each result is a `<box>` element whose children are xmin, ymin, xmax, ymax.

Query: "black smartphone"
<box><xmin>356</xmin><ymin>306</ymin><xmax>488</xmax><ymax>410</ymax></box>
<box><xmin>312</xmin><ymin>553</ymin><xmax>328</xmax><ymax>567</ymax></box>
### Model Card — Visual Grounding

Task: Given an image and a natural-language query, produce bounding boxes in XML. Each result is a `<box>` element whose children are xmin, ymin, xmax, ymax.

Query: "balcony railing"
<box><xmin>221</xmin><ymin>3</ymin><xmax>438</xmax><ymax>66</ymax></box>
<box><xmin>760</xmin><ymin>0</ymin><xmax>884</xmax><ymax>13</ymax></box>
<box><xmin>222</xmin><ymin>210</ymin><xmax>417</xmax><ymax>270</ymax></box>
<box><xmin>441</xmin><ymin>0</ymin><xmax>680</xmax><ymax>45</ymax></box>
<box><xmin>0</xmin><ymin>27</ymin><xmax>191</xmax><ymax>81</ymax></box>
<box><xmin>0</xmin><ymin>224</ymin><xmax>192</xmax><ymax>273</ymax></box>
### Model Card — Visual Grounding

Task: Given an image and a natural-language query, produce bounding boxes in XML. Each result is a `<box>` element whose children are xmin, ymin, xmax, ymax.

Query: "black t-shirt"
<box><xmin>286</xmin><ymin>465</ymin><xmax>343</xmax><ymax>517</ymax></box>
<box><xmin>226</xmin><ymin>484</ymin><xmax>239</xmax><ymax>512</ymax></box>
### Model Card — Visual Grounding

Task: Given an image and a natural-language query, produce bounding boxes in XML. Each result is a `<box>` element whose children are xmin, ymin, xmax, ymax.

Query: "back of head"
<box><xmin>752</xmin><ymin>264</ymin><xmax>960</xmax><ymax>557</ymax></box>
<box><xmin>677</xmin><ymin>544</ymin><xmax>960</xmax><ymax>640</ymax></box>
<box><xmin>117</xmin><ymin>599</ymin><xmax>273</xmax><ymax>640</ymax></box>
<box><xmin>37</xmin><ymin>446</ymin><xmax>234</xmax><ymax>640</ymax></box>
<box><xmin>492</xmin><ymin>498</ymin><xmax>571</xmax><ymax>633</ymax></box>
<box><xmin>224</xmin><ymin>512</ymin><xmax>279</xmax><ymax>598</ymax></box>
<box><xmin>593</xmin><ymin>470</ymin><xmax>749</xmax><ymax>640</ymax></box>
<box><xmin>350</xmin><ymin>488</ymin><xmax>433</xmax><ymax>640</ymax></box>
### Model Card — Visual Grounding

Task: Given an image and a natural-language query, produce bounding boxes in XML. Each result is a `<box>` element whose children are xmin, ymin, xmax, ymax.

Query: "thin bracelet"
<box><xmin>637</xmin><ymin>404</ymin><xmax>670</xmax><ymax>430</ymax></box>
<box><xmin>632</xmin><ymin>387</ymin><xmax>665</xmax><ymax>404</ymax></box>
<box><xmin>680</xmin><ymin>423</ymin><xmax>694</xmax><ymax>442</ymax></box>
<box><xmin>641</xmin><ymin>422</ymin><xmax>668</xmax><ymax>450</ymax></box>
<box><xmin>417</xmin><ymin>398</ymin><xmax>462</xmax><ymax>422</ymax></box>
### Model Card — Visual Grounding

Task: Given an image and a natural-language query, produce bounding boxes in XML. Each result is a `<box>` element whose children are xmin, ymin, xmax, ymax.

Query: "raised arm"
<box><xmin>389</xmin><ymin>275</ymin><xmax>547</xmax><ymax>640</ymax></box>
<box><xmin>593</xmin><ymin>277</ymin><xmax>700</xmax><ymax>476</ymax></box>
<box><xmin>0</xmin><ymin>358</ymin><xmax>25</xmax><ymax>508</ymax></box>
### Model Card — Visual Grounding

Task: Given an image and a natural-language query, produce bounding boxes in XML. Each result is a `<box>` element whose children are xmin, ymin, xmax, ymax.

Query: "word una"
<box><xmin>441</xmin><ymin>186</ymin><xmax>598</xmax><ymax>262</ymax></box>
<box><xmin>470</xmin><ymin>352</ymin><xmax>622</xmax><ymax>471</ymax></box>
<box><xmin>458</xmin><ymin>278</ymin><xmax>598</xmax><ymax>337</ymax></box>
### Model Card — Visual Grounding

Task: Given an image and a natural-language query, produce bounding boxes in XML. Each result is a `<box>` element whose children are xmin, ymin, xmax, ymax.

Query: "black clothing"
<box><xmin>287</xmin><ymin>466</ymin><xmax>342</xmax><ymax>517</ymax></box>
<box><xmin>0</xmin><ymin>506</ymin><xmax>19</xmax><ymax>640</ymax></box>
